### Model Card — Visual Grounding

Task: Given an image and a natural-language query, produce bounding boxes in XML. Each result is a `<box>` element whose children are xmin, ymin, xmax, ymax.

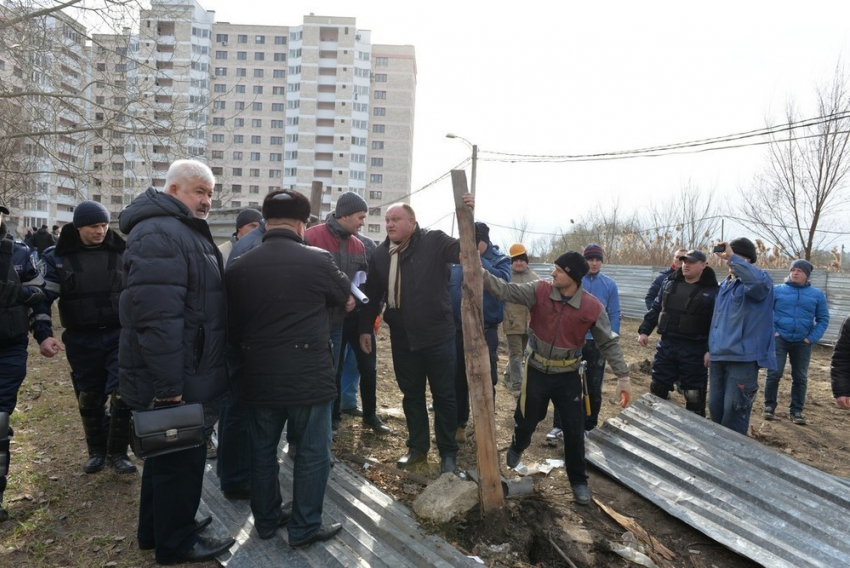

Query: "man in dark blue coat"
<box><xmin>645</xmin><ymin>248</ymin><xmax>688</xmax><ymax>310</ymax></box>
<box><xmin>0</xmin><ymin>205</ymin><xmax>49</xmax><ymax>522</ymax></box>
<box><xmin>119</xmin><ymin>160</ymin><xmax>234</xmax><ymax>564</ymax></box>
<box><xmin>226</xmin><ymin>190</ymin><xmax>351</xmax><ymax>547</ymax></box>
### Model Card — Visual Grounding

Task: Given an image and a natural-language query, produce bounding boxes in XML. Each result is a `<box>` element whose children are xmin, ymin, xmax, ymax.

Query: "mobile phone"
<box><xmin>713</xmin><ymin>244</ymin><xmax>726</xmax><ymax>253</ymax></box>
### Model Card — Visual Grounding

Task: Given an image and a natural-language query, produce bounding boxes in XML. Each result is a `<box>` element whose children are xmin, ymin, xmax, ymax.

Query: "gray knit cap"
<box><xmin>334</xmin><ymin>192</ymin><xmax>368</xmax><ymax>218</ymax></box>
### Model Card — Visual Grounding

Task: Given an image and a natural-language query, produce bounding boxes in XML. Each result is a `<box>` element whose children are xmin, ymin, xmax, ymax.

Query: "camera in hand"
<box><xmin>713</xmin><ymin>244</ymin><xmax>726</xmax><ymax>253</ymax></box>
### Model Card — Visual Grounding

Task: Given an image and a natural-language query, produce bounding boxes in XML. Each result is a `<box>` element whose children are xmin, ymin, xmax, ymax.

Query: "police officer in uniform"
<box><xmin>38</xmin><ymin>201</ymin><xmax>136</xmax><ymax>474</ymax></box>
<box><xmin>0</xmin><ymin>204</ymin><xmax>49</xmax><ymax>521</ymax></box>
<box><xmin>638</xmin><ymin>249</ymin><xmax>719</xmax><ymax>416</ymax></box>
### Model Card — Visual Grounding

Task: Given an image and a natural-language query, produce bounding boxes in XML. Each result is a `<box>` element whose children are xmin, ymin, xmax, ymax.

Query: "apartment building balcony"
<box><xmin>152</xmin><ymin>161</ymin><xmax>169</xmax><ymax>172</ymax></box>
<box><xmin>316</xmin><ymin>109</ymin><xmax>335</xmax><ymax>121</ymax></box>
<box><xmin>318</xmin><ymin>58</ymin><xmax>338</xmax><ymax>68</ymax></box>
<box><xmin>155</xmin><ymin>51</ymin><xmax>174</xmax><ymax>62</ymax></box>
<box><xmin>317</xmin><ymin>75</ymin><xmax>337</xmax><ymax>86</ymax></box>
<box><xmin>157</xmin><ymin>35</ymin><xmax>176</xmax><ymax>46</ymax></box>
<box><xmin>319</xmin><ymin>42</ymin><xmax>339</xmax><ymax>53</ymax></box>
<box><xmin>313</xmin><ymin>159</ymin><xmax>332</xmax><ymax>170</ymax></box>
<box><xmin>316</xmin><ymin>92</ymin><xmax>336</xmax><ymax>104</ymax></box>
<box><xmin>315</xmin><ymin>126</ymin><xmax>335</xmax><ymax>137</ymax></box>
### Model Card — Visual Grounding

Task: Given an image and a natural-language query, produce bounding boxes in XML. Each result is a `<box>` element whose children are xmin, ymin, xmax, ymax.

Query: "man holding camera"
<box><xmin>708</xmin><ymin>238</ymin><xmax>775</xmax><ymax>435</ymax></box>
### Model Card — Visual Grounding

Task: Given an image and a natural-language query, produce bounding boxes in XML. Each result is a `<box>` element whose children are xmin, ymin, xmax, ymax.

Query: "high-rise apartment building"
<box><xmin>0</xmin><ymin>0</ymin><xmax>416</xmax><ymax>241</ymax></box>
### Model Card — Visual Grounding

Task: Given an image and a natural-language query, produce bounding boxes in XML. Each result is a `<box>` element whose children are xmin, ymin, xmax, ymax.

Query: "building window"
<box><xmin>255</xmin><ymin>35</ymin><xmax>265</xmax><ymax>44</ymax></box>
<box><xmin>250</xmin><ymin>152</ymin><xmax>261</xmax><ymax>161</ymax></box>
<box><xmin>372</xmin><ymin>141</ymin><xmax>384</xmax><ymax>150</ymax></box>
<box><xmin>274</xmin><ymin>53</ymin><xmax>286</xmax><ymax>62</ymax></box>
<box><xmin>251</xmin><ymin>135</ymin><xmax>261</xmax><ymax>144</ymax></box>
<box><xmin>371</xmin><ymin>158</ymin><xmax>383</xmax><ymax>167</ymax></box>
<box><xmin>232</xmin><ymin>184</ymin><xmax>242</xmax><ymax>193</ymax></box>
<box><xmin>370</xmin><ymin>174</ymin><xmax>382</xmax><ymax>183</ymax></box>
<box><xmin>233</xmin><ymin>168</ymin><xmax>243</xmax><ymax>176</ymax></box>
<box><xmin>236</xmin><ymin>68</ymin><xmax>246</xmax><ymax>77</ymax></box>
<box><xmin>237</xmin><ymin>51</ymin><xmax>247</xmax><ymax>60</ymax></box>
<box><xmin>273</xmin><ymin>69</ymin><xmax>285</xmax><ymax>78</ymax></box>
<box><xmin>374</xmin><ymin>74</ymin><xmax>387</xmax><ymax>82</ymax></box>
<box><xmin>254</xmin><ymin>52</ymin><xmax>265</xmax><ymax>61</ymax></box>
<box><xmin>252</xmin><ymin>102</ymin><xmax>262</xmax><ymax>111</ymax></box>
<box><xmin>369</xmin><ymin>191</ymin><xmax>382</xmax><ymax>200</ymax></box>
<box><xmin>214</xmin><ymin>67</ymin><xmax>227</xmax><ymax>76</ymax></box>
<box><xmin>274</xmin><ymin>36</ymin><xmax>286</xmax><ymax>45</ymax></box>
<box><xmin>372</xmin><ymin>124</ymin><xmax>385</xmax><ymax>133</ymax></box>
<box><xmin>368</xmin><ymin>224</ymin><xmax>381</xmax><ymax>233</ymax></box>
<box><xmin>252</xmin><ymin>119</ymin><xmax>262</xmax><ymax>128</ymax></box>
<box><xmin>216</xmin><ymin>33</ymin><xmax>228</xmax><ymax>43</ymax></box>
<box><xmin>212</xmin><ymin>134</ymin><xmax>224</xmax><ymax>143</ymax></box>
<box><xmin>270</xmin><ymin>153</ymin><xmax>282</xmax><ymax>161</ymax></box>
<box><xmin>369</xmin><ymin>207</ymin><xmax>381</xmax><ymax>217</ymax></box>
<box><xmin>234</xmin><ymin>118</ymin><xmax>244</xmax><ymax>127</ymax></box>
<box><xmin>272</xmin><ymin>103</ymin><xmax>284</xmax><ymax>112</ymax></box>
<box><xmin>272</xmin><ymin>86</ymin><xmax>285</xmax><ymax>95</ymax></box>
<box><xmin>215</xmin><ymin>51</ymin><xmax>227</xmax><ymax>60</ymax></box>
<box><xmin>250</xmin><ymin>169</ymin><xmax>260</xmax><ymax>177</ymax></box>
<box><xmin>234</xmin><ymin>135</ymin><xmax>244</xmax><ymax>143</ymax></box>
<box><xmin>271</xmin><ymin>120</ymin><xmax>284</xmax><ymax>129</ymax></box>
<box><xmin>233</xmin><ymin>151</ymin><xmax>243</xmax><ymax>160</ymax></box>
<box><xmin>373</xmin><ymin>107</ymin><xmax>386</xmax><ymax>116</ymax></box>
<box><xmin>253</xmin><ymin>85</ymin><xmax>263</xmax><ymax>94</ymax></box>
<box><xmin>374</xmin><ymin>90</ymin><xmax>386</xmax><ymax>100</ymax></box>
<box><xmin>214</xmin><ymin>83</ymin><xmax>226</xmax><ymax>93</ymax></box>
<box><xmin>212</xmin><ymin>150</ymin><xmax>224</xmax><ymax>159</ymax></box>
<box><xmin>254</xmin><ymin>69</ymin><xmax>264</xmax><ymax>78</ymax></box>
<box><xmin>238</xmin><ymin>34</ymin><xmax>248</xmax><ymax>44</ymax></box>
<box><xmin>232</xmin><ymin>200</ymin><xmax>242</xmax><ymax>207</ymax></box>
<box><xmin>235</xmin><ymin>85</ymin><xmax>246</xmax><ymax>94</ymax></box>
<box><xmin>234</xmin><ymin>102</ymin><xmax>245</xmax><ymax>110</ymax></box>
<box><xmin>270</xmin><ymin>136</ymin><xmax>283</xmax><ymax>145</ymax></box>
<box><xmin>375</xmin><ymin>57</ymin><xmax>388</xmax><ymax>66</ymax></box>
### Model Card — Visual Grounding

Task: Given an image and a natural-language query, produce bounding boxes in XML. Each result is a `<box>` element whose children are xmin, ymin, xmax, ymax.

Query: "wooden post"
<box><xmin>451</xmin><ymin>170</ymin><xmax>506</xmax><ymax>519</ymax></box>
<box><xmin>309</xmin><ymin>181</ymin><xmax>323</xmax><ymax>226</ymax></box>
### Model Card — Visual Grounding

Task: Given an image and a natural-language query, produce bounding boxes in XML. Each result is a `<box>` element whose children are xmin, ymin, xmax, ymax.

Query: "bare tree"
<box><xmin>507</xmin><ymin>213</ymin><xmax>533</xmax><ymax>246</ymax></box>
<box><xmin>739</xmin><ymin>65</ymin><xmax>850</xmax><ymax>260</ymax></box>
<box><xmin>643</xmin><ymin>180</ymin><xmax>723</xmax><ymax>259</ymax></box>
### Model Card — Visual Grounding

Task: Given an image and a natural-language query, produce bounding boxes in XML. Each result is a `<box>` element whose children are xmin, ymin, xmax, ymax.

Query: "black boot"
<box><xmin>0</xmin><ymin>416</ymin><xmax>9</xmax><ymax>522</ymax></box>
<box><xmin>106</xmin><ymin>393</ymin><xmax>137</xmax><ymax>474</ymax></box>
<box><xmin>79</xmin><ymin>390</ymin><xmax>108</xmax><ymax>474</ymax></box>
<box><xmin>681</xmin><ymin>387</ymin><xmax>707</xmax><ymax>417</ymax></box>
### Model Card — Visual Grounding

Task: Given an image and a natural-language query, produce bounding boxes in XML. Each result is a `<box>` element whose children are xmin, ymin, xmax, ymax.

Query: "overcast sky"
<box><xmin>202</xmin><ymin>0</ymin><xmax>850</xmax><ymax>252</ymax></box>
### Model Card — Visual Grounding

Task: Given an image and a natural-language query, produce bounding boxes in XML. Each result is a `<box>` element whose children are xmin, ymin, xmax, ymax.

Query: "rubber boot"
<box><xmin>78</xmin><ymin>390</ymin><xmax>107</xmax><ymax>473</ymax></box>
<box><xmin>106</xmin><ymin>393</ymin><xmax>137</xmax><ymax>474</ymax></box>
<box><xmin>682</xmin><ymin>388</ymin><xmax>707</xmax><ymax>417</ymax></box>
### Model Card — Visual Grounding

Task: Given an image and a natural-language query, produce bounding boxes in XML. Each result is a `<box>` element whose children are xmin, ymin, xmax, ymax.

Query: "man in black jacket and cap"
<box><xmin>226</xmin><ymin>189</ymin><xmax>351</xmax><ymax>547</ymax></box>
<box><xmin>119</xmin><ymin>160</ymin><xmax>235</xmax><ymax>564</ymax></box>
<box><xmin>638</xmin><ymin>249</ymin><xmax>718</xmax><ymax>416</ymax></box>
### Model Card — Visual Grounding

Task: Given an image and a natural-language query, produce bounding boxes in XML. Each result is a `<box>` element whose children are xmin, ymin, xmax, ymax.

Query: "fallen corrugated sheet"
<box><xmin>585</xmin><ymin>394</ymin><xmax>850</xmax><ymax>568</ymax></box>
<box><xmin>197</xmin><ymin>447</ymin><xmax>477</xmax><ymax>567</ymax></box>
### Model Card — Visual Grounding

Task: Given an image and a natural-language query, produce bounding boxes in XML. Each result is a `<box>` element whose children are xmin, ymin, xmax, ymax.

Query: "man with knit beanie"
<box><xmin>709</xmin><ymin>238</ymin><xmax>776</xmax><ymax>435</ymax></box>
<box><xmin>219</xmin><ymin>208</ymin><xmax>262</xmax><ymax>267</ymax></box>
<box><xmin>763</xmin><ymin>258</ymin><xmax>828</xmax><ymax>425</ymax></box>
<box><xmin>481</xmin><ymin>251</ymin><xmax>631</xmax><ymax>505</ymax></box>
<box><xmin>502</xmin><ymin>243</ymin><xmax>539</xmax><ymax>396</ymax></box>
<box><xmin>548</xmin><ymin>243</ymin><xmax>621</xmax><ymax>444</ymax></box>
<box><xmin>305</xmin><ymin>191</ymin><xmax>390</xmax><ymax>436</ymax></box>
<box><xmin>38</xmin><ymin>201</ymin><xmax>137</xmax><ymax>475</ymax></box>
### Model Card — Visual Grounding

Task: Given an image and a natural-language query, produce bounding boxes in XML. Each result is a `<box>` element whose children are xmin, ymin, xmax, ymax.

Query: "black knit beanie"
<box><xmin>730</xmin><ymin>237</ymin><xmax>757</xmax><ymax>263</ymax></box>
<box><xmin>73</xmin><ymin>200</ymin><xmax>110</xmax><ymax>228</ymax></box>
<box><xmin>554</xmin><ymin>252</ymin><xmax>589</xmax><ymax>284</ymax></box>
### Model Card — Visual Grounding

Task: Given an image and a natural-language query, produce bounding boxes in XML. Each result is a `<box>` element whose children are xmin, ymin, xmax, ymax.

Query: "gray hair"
<box><xmin>165</xmin><ymin>159</ymin><xmax>215</xmax><ymax>191</ymax></box>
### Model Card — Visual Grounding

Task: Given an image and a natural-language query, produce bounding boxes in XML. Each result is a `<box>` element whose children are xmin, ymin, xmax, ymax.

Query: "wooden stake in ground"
<box><xmin>309</xmin><ymin>181</ymin><xmax>323</xmax><ymax>226</ymax></box>
<box><xmin>451</xmin><ymin>170</ymin><xmax>505</xmax><ymax>518</ymax></box>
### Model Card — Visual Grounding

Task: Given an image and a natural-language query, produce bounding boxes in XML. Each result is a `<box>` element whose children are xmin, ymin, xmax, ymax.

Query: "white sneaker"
<box><xmin>545</xmin><ymin>428</ymin><xmax>563</xmax><ymax>446</ymax></box>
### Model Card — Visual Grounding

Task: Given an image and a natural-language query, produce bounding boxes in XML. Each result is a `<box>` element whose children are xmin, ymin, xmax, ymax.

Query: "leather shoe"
<box><xmin>84</xmin><ymin>453</ymin><xmax>106</xmax><ymax>474</ymax></box>
<box><xmin>289</xmin><ymin>522</ymin><xmax>343</xmax><ymax>548</ymax></box>
<box><xmin>341</xmin><ymin>407</ymin><xmax>363</xmax><ymax>417</ymax></box>
<box><xmin>160</xmin><ymin>534</ymin><xmax>235</xmax><ymax>564</ymax></box>
<box><xmin>440</xmin><ymin>454</ymin><xmax>456</xmax><ymax>474</ymax></box>
<box><xmin>572</xmin><ymin>484</ymin><xmax>591</xmax><ymax>506</ymax></box>
<box><xmin>139</xmin><ymin>515</ymin><xmax>214</xmax><ymax>551</ymax></box>
<box><xmin>223</xmin><ymin>486</ymin><xmax>251</xmax><ymax>500</ymax></box>
<box><xmin>506</xmin><ymin>445</ymin><xmax>522</xmax><ymax>469</ymax></box>
<box><xmin>396</xmin><ymin>451</ymin><xmax>427</xmax><ymax>468</ymax></box>
<box><xmin>258</xmin><ymin>502</ymin><xmax>293</xmax><ymax>540</ymax></box>
<box><xmin>363</xmin><ymin>415</ymin><xmax>391</xmax><ymax>434</ymax></box>
<box><xmin>108</xmin><ymin>453</ymin><xmax>138</xmax><ymax>474</ymax></box>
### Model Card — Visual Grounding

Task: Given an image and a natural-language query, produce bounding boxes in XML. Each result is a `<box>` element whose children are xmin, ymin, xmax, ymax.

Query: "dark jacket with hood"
<box><xmin>359</xmin><ymin>225</ymin><xmax>459</xmax><ymax>351</ymax></box>
<box><xmin>117</xmin><ymin>187</ymin><xmax>228</xmax><ymax>409</ymax></box>
<box><xmin>0</xmin><ymin>222</ymin><xmax>48</xmax><ymax>345</ymax></box>
<box><xmin>225</xmin><ymin>228</ymin><xmax>351</xmax><ymax>406</ymax></box>
<box><xmin>639</xmin><ymin>265</ymin><xmax>718</xmax><ymax>342</ymax></box>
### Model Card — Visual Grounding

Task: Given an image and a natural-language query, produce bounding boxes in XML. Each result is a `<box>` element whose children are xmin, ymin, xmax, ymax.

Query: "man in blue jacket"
<box><xmin>763</xmin><ymin>259</ymin><xmax>828</xmax><ymax>425</ymax></box>
<box><xmin>644</xmin><ymin>247</ymin><xmax>688</xmax><ymax>310</ymax></box>
<box><xmin>449</xmin><ymin>222</ymin><xmax>510</xmax><ymax>443</ymax></box>
<box><xmin>708</xmin><ymin>238</ymin><xmax>776</xmax><ymax>435</ymax></box>
<box><xmin>548</xmin><ymin>243</ymin><xmax>620</xmax><ymax>444</ymax></box>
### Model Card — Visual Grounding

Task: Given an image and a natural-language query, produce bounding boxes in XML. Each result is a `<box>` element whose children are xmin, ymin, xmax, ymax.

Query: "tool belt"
<box><xmin>531</xmin><ymin>352</ymin><xmax>579</xmax><ymax>368</ymax></box>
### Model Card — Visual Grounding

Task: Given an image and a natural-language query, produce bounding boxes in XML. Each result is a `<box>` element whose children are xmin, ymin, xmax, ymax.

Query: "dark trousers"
<box><xmin>553</xmin><ymin>339</ymin><xmax>605</xmax><ymax>432</ymax></box>
<box><xmin>651</xmin><ymin>337</ymin><xmax>708</xmax><ymax>392</ymax></box>
<box><xmin>217</xmin><ymin>394</ymin><xmax>252</xmax><ymax>492</ymax></box>
<box><xmin>390</xmin><ymin>336</ymin><xmax>458</xmax><ymax>457</ymax></box>
<box><xmin>138</xmin><ymin>443</ymin><xmax>207</xmax><ymax>564</ymax></box>
<box><xmin>335</xmin><ymin>317</ymin><xmax>378</xmax><ymax>417</ymax></box>
<box><xmin>0</xmin><ymin>336</ymin><xmax>27</xmax><ymax>499</ymax></box>
<box><xmin>515</xmin><ymin>365</ymin><xmax>587</xmax><ymax>485</ymax></box>
<box><xmin>63</xmin><ymin>328</ymin><xmax>120</xmax><ymax>393</ymax></box>
<box><xmin>454</xmin><ymin>326</ymin><xmax>499</xmax><ymax>427</ymax></box>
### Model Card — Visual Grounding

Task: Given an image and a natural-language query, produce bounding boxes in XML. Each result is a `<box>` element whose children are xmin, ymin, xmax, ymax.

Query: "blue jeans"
<box><xmin>764</xmin><ymin>336</ymin><xmax>813</xmax><ymax>414</ymax></box>
<box><xmin>340</xmin><ymin>344</ymin><xmax>360</xmax><ymax>409</ymax></box>
<box><xmin>390</xmin><ymin>336</ymin><xmax>458</xmax><ymax>457</ymax></box>
<box><xmin>708</xmin><ymin>361</ymin><xmax>759</xmax><ymax>435</ymax></box>
<box><xmin>247</xmin><ymin>400</ymin><xmax>332</xmax><ymax>543</ymax></box>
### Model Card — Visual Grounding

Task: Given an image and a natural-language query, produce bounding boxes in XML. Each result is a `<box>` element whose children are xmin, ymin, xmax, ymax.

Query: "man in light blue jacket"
<box><xmin>708</xmin><ymin>238</ymin><xmax>776</xmax><ymax>435</ymax></box>
<box><xmin>763</xmin><ymin>259</ymin><xmax>829</xmax><ymax>425</ymax></box>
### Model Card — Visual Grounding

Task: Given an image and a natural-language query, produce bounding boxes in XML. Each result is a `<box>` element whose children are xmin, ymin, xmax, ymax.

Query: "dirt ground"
<box><xmin>1</xmin><ymin>317</ymin><xmax>847</xmax><ymax>567</ymax></box>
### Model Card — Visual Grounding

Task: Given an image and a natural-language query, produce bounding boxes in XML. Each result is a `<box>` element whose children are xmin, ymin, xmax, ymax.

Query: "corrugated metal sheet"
<box><xmin>586</xmin><ymin>394</ymin><xmax>850</xmax><ymax>568</ymax></box>
<box><xmin>529</xmin><ymin>263</ymin><xmax>850</xmax><ymax>344</ymax></box>
<box><xmin>199</xmin><ymin>448</ymin><xmax>477</xmax><ymax>567</ymax></box>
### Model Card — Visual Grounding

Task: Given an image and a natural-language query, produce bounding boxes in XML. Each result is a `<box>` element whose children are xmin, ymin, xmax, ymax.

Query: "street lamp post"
<box><xmin>446</xmin><ymin>133</ymin><xmax>477</xmax><ymax>196</ymax></box>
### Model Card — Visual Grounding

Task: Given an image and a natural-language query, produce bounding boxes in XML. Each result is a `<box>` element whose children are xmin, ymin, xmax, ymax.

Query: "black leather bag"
<box><xmin>130</xmin><ymin>402</ymin><xmax>205</xmax><ymax>459</ymax></box>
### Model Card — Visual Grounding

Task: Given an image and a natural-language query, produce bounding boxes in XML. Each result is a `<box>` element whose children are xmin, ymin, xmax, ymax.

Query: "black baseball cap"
<box><xmin>678</xmin><ymin>250</ymin><xmax>707</xmax><ymax>263</ymax></box>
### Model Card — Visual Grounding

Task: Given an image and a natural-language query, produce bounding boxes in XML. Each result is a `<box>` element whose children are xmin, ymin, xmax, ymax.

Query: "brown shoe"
<box><xmin>455</xmin><ymin>426</ymin><xmax>467</xmax><ymax>443</ymax></box>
